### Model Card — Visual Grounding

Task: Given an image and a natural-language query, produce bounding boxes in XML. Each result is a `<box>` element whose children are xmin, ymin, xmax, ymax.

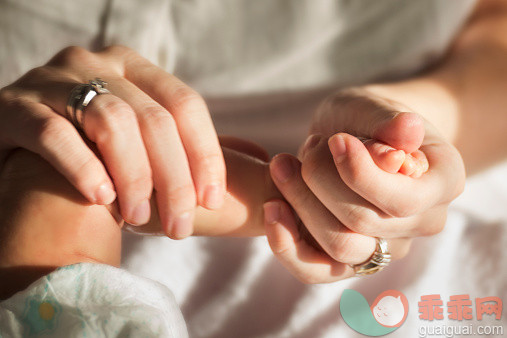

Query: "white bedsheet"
<box><xmin>121</xmin><ymin>161</ymin><xmax>507</xmax><ymax>337</ymax></box>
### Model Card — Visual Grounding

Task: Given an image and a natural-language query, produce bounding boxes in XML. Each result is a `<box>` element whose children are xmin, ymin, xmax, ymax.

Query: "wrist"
<box><xmin>0</xmin><ymin>150</ymin><xmax>122</xmax><ymax>270</ymax></box>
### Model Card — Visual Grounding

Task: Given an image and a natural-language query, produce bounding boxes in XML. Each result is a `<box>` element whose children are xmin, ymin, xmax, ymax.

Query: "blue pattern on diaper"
<box><xmin>21</xmin><ymin>296</ymin><xmax>62</xmax><ymax>336</ymax></box>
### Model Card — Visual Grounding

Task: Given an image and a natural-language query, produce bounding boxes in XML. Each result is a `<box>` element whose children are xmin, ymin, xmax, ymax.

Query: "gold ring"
<box><xmin>352</xmin><ymin>238</ymin><xmax>391</xmax><ymax>276</ymax></box>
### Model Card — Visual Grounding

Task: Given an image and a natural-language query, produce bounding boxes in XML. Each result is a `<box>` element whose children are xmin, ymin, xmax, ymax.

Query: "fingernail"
<box><xmin>328</xmin><ymin>134</ymin><xmax>347</xmax><ymax>163</ymax></box>
<box><xmin>271</xmin><ymin>156</ymin><xmax>297</xmax><ymax>183</ymax></box>
<box><xmin>302</xmin><ymin>134</ymin><xmax>322</xmax><ymax>156</ymax></box>
<box><xmin>264</xmin><ymin>201</ymin><xmax>280</xmax><ymax>224</ymax></box>
<box><xmin>170</xmin><ymin>212</ymin><xmax>194</xmax><ymax>239</ymax></box>
<box><xmin>94</xmin><ymin>183</ymin><xmax>116</xmax><ymax>205</ymax></box>
<box><xmin>129</xmin><ymin>199</ymin><xmax>151</xmax><ymax>225</ymax></box>
<box><xmin>203</xmin><ymin>183</ymin><xmax>224</xmax><ymax>210</ymax></box>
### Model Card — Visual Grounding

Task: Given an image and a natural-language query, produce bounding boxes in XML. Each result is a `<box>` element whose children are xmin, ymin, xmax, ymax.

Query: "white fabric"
<box><xmin>1</xmin><ymin>0</ymin><xmax>475</xmax><ymax>94</ymax></box>
<box><xmin>0</xmin><ymin>0</ymin><xmax>476</xmax><ymax>156</ymax></box>
<box><xmin>0</xmin><ymin>263</ymin><xmax>187</xmax><ymax>337</ymax></box>
<box><xmin>3</xmin><ymin>1</ymin><xmax>504</xmax><ymax>337</ymax></box>
<box><xmin>121</xmin><ymin>167</ymin><xmax>507</xmax><ymax>337</ymax></box>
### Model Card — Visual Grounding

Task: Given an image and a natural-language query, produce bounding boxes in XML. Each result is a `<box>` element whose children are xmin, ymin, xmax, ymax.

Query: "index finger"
<box><xmin>264</xmin><ymin>200</ymin><xmax>354</xmax><ymax>284</ymax></box>
<box><xmin>103</xmin><ymin>46</ymin><xmax>226</xmax><ymax>210</ymax></box>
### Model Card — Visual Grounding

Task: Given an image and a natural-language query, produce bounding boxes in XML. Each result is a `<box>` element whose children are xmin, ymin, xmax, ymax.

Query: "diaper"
<box><xmin>0</xmin><ymin>263</ymin><xmax>187</xmax><ymax>337</ymax></box>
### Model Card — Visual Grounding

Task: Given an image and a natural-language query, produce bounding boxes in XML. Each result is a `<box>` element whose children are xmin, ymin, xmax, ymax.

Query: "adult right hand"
<box><xmin>0</xmin><ymin>45</ymin><xmax>226</xmax><ymax>239</ymax></box>
<box><xmin>263</xmin><ymin>87</ymin><xmax>465</xmax><ymax>284</ymax></box>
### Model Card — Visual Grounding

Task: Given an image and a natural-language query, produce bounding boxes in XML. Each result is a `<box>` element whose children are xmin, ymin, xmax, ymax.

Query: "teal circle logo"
<box><xmin>340</xmin><ymin>289</ymin><xmax>409</xmax><ymax>336</ymax></box>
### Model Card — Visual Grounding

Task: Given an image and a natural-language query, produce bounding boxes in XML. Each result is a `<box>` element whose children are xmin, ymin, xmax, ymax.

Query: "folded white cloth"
<box><xmin>0</xmin><ymin>263</ymin><xmax>187</xmax><ymax>337</ymax></box>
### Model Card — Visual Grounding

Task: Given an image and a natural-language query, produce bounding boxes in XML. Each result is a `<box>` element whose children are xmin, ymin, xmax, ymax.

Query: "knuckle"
<box><xmin>20</xmin><ymin>66</ymin><xmax>56</xmax><ymax>84</ymax></box>
<box><xmin>50</xmin><ymin>46</ymin><xmax>93</xmax><ymax>67</ymax></box>
<box><xmin>101</xmin><ymin>45</ymin><xmax>137</xmax><ymax>70</ymax></box>
<box><xmin>327</xmin><ymin>233</ymin><xmax>355</xmax><ymax>262</ymax></box>
<box><xmin>385</xmin><ymin>201</ymin><xmax>419</xmax><ymax>218</ymax></box>
<box><xmin>125</xmin><ymin>174</ymin><xmax>153</xmax><ymax>196</ymax></box>
<box><xmin>101</xmin><ymin>44</ymin><xmax>132</xmax><ymax>55</ymax></box>
<box><xmin>320</xmin><ymin>87</ymin><xmax>363</xmax><ymax>112</ymax></box>
<box><xmin>139</xmin><ymin>105</ymin><xmax>176</xmax><ymax>129</ymax></box>
<box><xmin>343</xmin><ymin>205</ymin><xmax>376</xmax><ymax>234</ymax></box>
<box><xmin>97</xmin><ymin>45</ymin><xmax>135</xmax><ymax>76</ymax></box>
<box><xmin>0</xmin><ymin>98</ymin><xmax>34</xmax><ymax>142</ymax></box>
<box><xmin>36</xmin><ymin>116</ymin><xmax>72</xmax><ymax>146</ymax></box>
<box><xmin>347</xmin><ymin>163</ymin><xmax>368</xmax><ymax>186</ymax></box>
<box><xmin>92</xmin><ymin>100</ymin><xmax>137</xmax><ymax>136</ymax></box>
<box><xmin>292</xmin><ymin>190</ymin><xmax>315</xmax><ymax>210</ymax></box>
<box><xmin>269</xmin><ymin>241</ymin><xmax>290</xmax><ymax>255</ymax></box>
<box><xmin>170</xmin><ymin>87</ymin><xmax>206</xmax><ymax>114</ymax></box>
<box><xmin>0</xmin><ymin>86</ymin><xmax>17</xmax><ymax>104</ymax></box>
<box><xmin>193</xmin><ymin>151</ymin><xmax>224</xmax><ymax>171</ymax></box>
<box><xmin>71</xmin><ymin>156</ymin><xmax>104</xmax><ymax>187</ymax></box>
<box><xmin>94</xmin><ymin>97</ymin><xmax>133</xmax><ymax>117</ymax></box>
<box><xmin>421</xmin><ymin>211</ymin><xmax>447</xmax><ymax>236</ymax></box>
<box><xmin>165</xmin><ymin>183</ymin><xmax>197</xmax><ymax>207</ymax></box>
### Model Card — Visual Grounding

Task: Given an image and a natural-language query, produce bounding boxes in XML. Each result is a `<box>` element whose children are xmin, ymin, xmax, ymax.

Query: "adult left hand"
<box><xmin>263</xmin><ymin>87</ymin><xmax>465</xmax><ymax>283</ymax></box>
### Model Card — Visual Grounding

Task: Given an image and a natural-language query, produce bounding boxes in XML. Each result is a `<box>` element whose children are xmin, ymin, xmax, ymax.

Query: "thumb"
<box><xmin>373</xmin><ymin>112</ymin><xmax>425</xmax><ymax>154</ymax></box>
<box><xmin>315</xmin><ymin>88</ymin><xmax>425</xmax><ymax>153</ymax></box>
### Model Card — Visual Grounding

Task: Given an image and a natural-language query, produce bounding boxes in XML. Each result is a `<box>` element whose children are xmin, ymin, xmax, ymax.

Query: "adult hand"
<box><xmin>0</xmin><ymin>45</ymin><xmax>225</xmax><ymax>239</ymax></box>
<box><xmin>264</xmin><ymin>87</ymin><xmax>465</xmax><ymax>283</ymax></box>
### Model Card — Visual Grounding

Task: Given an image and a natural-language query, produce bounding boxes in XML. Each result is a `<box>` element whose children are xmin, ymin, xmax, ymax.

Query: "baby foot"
<box><xmin>364</xmin><ymin>139</ymin><xmax>429</xmax><ymax>178</ymax></box>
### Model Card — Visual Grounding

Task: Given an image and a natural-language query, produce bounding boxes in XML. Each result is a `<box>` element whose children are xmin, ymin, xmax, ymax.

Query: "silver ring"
<box><xmin>66</xmin><ymin>78</ymin><xmax>110</xmax><ymax>131</ymax></box>
<box><xmin>352</xmin><ymin>238</ymin><xmax>391</xmax><ymax>276</ymax></box>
